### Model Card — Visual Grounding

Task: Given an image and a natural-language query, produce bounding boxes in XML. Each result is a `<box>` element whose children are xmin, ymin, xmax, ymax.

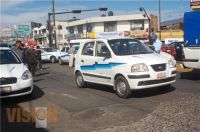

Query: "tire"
<box><xmin>75</xmin><ymin>71</ymin><xmax>86</xmax><ymax>88</ymax></box>
<box><xmin>115</xmin><ymin>76</ymin><xmax>132</xmax><ymax>98</ymax></box>
<box><xmin>59</xmin><ymin>58</ymin><xmax>63</xmax><ymax>65</ymax></box>
<box><xmin>50</xmin><ymin>56</ymin><xmax>56</xmax><ymax>63</ymax></box>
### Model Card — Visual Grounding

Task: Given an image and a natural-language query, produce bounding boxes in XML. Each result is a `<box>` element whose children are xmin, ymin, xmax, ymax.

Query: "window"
<box><xmin>86</xmin><ymin>23</ymin><xmax>93</xmax><ymax>32</ymax></box>
<box><xmin>82</xmin><ymin>42</ymin><xmax>94</xmax><ymax>56</ymax></box>
<box><xmin>58</xmin><ymin>25</ymin><xmax>62</xmax><ymax>30</ymax></box>
<box><xmin>61</xmin><ymin>47</ymin><xmax>66</xmax><ymax>52</ymax></box>
<box><xmin>96</xmin><ymin>41</ymin><xmax>110</xmax><ymax>57</ymax></box>
<box><xmin>108</xmin><ymin>39</ymin><xmax>153</xmax><ymax>55</ymax></box>
<box><xmin>104</xmin><ymin>22</ymin><xmax>117</xmax><ymax>32</ymax></box>
<box><xmin>69</xmin><ymin>27</ymin><xmax>74</xmax><ymax>34</ymax></box>
<box><xmin>0</xmin><ymin>50</ymin><xmax>21</xmax><ymax>64</ymax></box>
<box><xmin>78</xmin><ymin>25</ymin><xmax>83</xmax><ymax>33</ymax></box>
<box><xmin>130</xmin><ymin>20</ymin><xmax>144</xmax><ymax>30</ymax></box>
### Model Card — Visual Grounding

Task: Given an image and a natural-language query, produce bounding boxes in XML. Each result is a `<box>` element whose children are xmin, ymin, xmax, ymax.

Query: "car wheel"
<box><xmin>50</xmin><ymin>56</ymin><xmax>56</xmax><ymax>63</ymax></box>
<box><xmin>115</xmin><ymin>76</ymin><xmax>132</xmax><ymax>98</ymax></box>
<box><xmin>59</xmin><ymin>58</ymin><xmax>63</xmax><ymax>65</ymax></box>
<box><xmin>75</xmin><ymin>71</ymin><xmax>86</xmax><ymax>88</ymax></box>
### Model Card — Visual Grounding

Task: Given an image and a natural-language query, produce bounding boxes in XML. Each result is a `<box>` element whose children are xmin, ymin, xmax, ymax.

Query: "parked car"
<box><xmin>68</xmin><ymin>45</ymin><xmax>80</xmax><ymax>67</ymax></box>
<box><xmin>0</xmin><ymin>43</ymin><xmax>12</xmax><ymax>48</ymax></box>
<box><xmin>41</xmin><ymin>47</ymin><xmax>61</xmax><ymax>63</ymax></box>
<box><xmin>75</xmin><ymin>38</ymin><xmax>176</xmax><ymax>98</ymax></box>
<box><xmin>58</xmin><ymin>46</ymin><xmax>70</xmax><ymax>65</ymax></box>
<box><xmin>0</xmin><ymin>47</ymin><xmax>33</xmax><ymax>98</ymax></box>
<box><xmin>169</xmin><ymin>41</ymin><xmax>184</xmax><ymax>61</ymax></box>
<box><xmin>161</xmin><ymin>42</ymin><xmax>184</xmax><ymax>61</ymax></box>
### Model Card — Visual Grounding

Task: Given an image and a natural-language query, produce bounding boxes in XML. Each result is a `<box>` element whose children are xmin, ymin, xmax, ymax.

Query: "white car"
<box><xmin>58</xmin><ymin>46</ymin><xmax>70</xmax><ymax>65</ymax></box>
<box><xmin>41</xmin><ymin>47</ymin><xmax>61</xmax><ymax>63</ymax></box>
<box><xmin>0</xmin><ymin>47</ymin><xmax>33</xmax><ymax>98</ymax></box>
<box><xmin>75</xmin><ymin>38</ymin><xmax>176</xmax><ymax>98</ymax></box>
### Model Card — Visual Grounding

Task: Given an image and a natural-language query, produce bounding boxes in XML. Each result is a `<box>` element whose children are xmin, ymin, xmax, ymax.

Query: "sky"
<box><xmin>0</xmin><ymin>0</ymin><xmax>191</xmax><ymax>28</ymax></box>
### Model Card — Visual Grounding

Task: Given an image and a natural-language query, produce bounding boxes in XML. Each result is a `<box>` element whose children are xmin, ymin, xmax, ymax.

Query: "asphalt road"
<box><xmin>1</xmin><ymin>63</ymin><xmax>200</xmax><ymax>132</ymax></box>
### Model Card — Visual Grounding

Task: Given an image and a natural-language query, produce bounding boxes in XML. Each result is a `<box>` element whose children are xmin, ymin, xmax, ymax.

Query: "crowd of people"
<box><xmin>12</xmin><ymin>40</ymin><xmax>42</xmax><ymax>76</ymax></box>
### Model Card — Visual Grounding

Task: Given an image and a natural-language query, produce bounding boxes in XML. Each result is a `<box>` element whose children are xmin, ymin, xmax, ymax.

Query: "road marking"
<box><xmin>61</xmin><ymin>93</ymin><xmax>79</xmax><ymax>100</ymax></box>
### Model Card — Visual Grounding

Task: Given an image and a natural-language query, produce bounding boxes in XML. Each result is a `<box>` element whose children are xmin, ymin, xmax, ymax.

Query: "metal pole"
<box><xmin>159</xmin><ymin>0</ymin><xmax>161</xmax><ymax>40</ymax></box>
<box><xmin>48</xmin><ymin>13</ymin><xmax>52</xmax><ymax>47</ymax></box>
<box><xmin>52</xmin><ymin>0</ymin><xmax>57</xmax><ymax>49</ymax></box>
<box><xmin>148</xmin><ymin>19</ymin><xmax>151</xmax><ymax>44</ymax></box>
<box><xmin>142</xmin><ymin>8</ymin><xmax>151</xmax><ymax>44</ymax></box>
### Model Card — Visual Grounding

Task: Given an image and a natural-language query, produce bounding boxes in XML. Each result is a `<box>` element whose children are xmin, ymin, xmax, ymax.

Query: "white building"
<box><xmin>53</xmin><ymin>13</ymin><xmax>158</xmax><ymax>46</ymax></box>
<box><xmin>38</xmin><ymin>13</ymin><xmax>158</xmax><ymax>48</ymax></box>
<box><xmin>1</xmin><ymin>26</ymin><xmax>13</xmax><ymax>39</ymax></box>
<box><xmin>32</xmin><ymin>25</ymin><xmax>49</xmax><ymax>47</ymax></box>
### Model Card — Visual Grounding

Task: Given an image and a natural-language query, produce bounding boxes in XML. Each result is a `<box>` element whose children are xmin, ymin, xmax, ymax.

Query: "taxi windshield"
<box><xmin>108</xmin><ymin>39</ymin><xmax>154</xmax><ymax>56</ymax></box>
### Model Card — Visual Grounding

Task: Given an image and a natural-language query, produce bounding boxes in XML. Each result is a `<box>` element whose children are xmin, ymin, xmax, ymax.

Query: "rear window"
<box><xmin>0</xmin><ymin>50</ymin><xmax>21</xmax><ymax>64</ymax></box>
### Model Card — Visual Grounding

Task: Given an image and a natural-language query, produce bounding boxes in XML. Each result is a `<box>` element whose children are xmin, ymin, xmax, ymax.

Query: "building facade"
<box><xmin>51</xmin><ymin>13</ymin><xmax>158</xmax><ymax>48</ymax></box>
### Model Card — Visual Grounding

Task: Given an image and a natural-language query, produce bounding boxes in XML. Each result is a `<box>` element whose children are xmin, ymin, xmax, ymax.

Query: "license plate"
<box><xmin>157</xmin><ymin>73</ymin><xmax>166</xmax><ymax>79</ymax></box>
<box><xmin>0</xmin><ymin>86</ymin><xmax>11</xmax><ymax>93</ymax></box>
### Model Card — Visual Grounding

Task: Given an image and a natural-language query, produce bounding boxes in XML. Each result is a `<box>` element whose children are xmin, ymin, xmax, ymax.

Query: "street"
<box><xmin>1</xmin><ymin>63</ymin><xmax>200</xmax><ymax>132</ymax></box>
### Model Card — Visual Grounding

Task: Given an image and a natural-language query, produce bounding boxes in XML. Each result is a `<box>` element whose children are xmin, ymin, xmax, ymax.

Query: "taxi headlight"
<box><xmin>131</xmin><ymin>63</ymin><xmax>149</xmax><ymax>72</ymax></box>
<box><xmin>21</xmin><ymin>70</ymin><xmax>32</xmax><ymax>80</ymax></box>
<box><xmin>168</xmin><ymin>59</ymin><xmax>175</xmax><ymax>68</ymax></box>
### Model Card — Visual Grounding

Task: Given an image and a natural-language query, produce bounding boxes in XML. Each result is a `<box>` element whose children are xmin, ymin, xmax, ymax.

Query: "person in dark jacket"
<box><xmin>12</xmin><ymin>40</ymin><xmax>26</xmax><ymax>63</ymax></box>
<box><xmin>36</xmin><ymin>46</ymin><xmax>42</xmax><ymax>70</ymax></box>
<box><xmin>26</xmin><ymin>45</ymin><xmax>37</xmax><ymax>76</ymax></box>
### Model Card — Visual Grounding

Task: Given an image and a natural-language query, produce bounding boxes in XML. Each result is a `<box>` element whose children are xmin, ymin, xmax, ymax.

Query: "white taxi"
<box><xmin>75</xmin><ymin>38</ymin><xmax>176</xmax><ymax>98</ymax></box>
<box><xmin>0</xmin><ymin>47</ymin><xmax>33</xmax><ymax>98</ymax></box>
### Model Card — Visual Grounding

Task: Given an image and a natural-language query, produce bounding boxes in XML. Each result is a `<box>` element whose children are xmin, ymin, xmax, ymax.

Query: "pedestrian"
<box><xmin>36</xmin><ymin>46</ymin><xmax>42</xmax><ymax>70</ymax></box>
<box><xmin>12</xmin><ymin>40</ymin><xmax>26</xmax><ymax>63</ymax></box>
<box><xmin>26</xmin><ymin>44</ymin><xmax>38</xmax><ymax>76</ymax></box>
<box><xmin>153</xmin><ymin>38</ymin><xmax>162</xmax><ymax>53</ymax></box>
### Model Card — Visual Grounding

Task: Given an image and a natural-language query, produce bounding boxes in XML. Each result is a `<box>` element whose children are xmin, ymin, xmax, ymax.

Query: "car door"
<box><xmin>93</xmin><ymin>41</ymin><xmax>112</xmax><ymax>85</ymax></box>
<box><xmin>41</xmin><ymin>49</ymin><xmax>49</xmax><ymax>61</ymax></box>
<box><xmin>60</xmin><ymin>47</ymin><xmax>67</xmax><ymax>61</ymax></box>
<box><xmin>79</xmin><ymin>41</ymin><xmax>96</xmax><ymax>82</ymax></box>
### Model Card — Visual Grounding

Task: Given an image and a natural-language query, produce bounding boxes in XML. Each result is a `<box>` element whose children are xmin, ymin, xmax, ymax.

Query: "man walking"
<box><xmin>12</xmin><ymin>40</ymin><xmax>26</xmax><ymax>63</ymax></box>
<box><xmin>36</xmin><ymin>46</ymin><xmax>42</xmax><ymax>70</ymax></box>
<box><xmin>26</xmin><ymin>45</ymin><xmax>37</xmax><ymax>76</ymax></box>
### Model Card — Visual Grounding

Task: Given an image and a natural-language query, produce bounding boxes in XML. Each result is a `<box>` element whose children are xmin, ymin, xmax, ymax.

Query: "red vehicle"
<box><xmin>161</xmin><ymin>42</ymin><xmax>185</xmax><ymax>61</ymax></box>
<box><xmin>161</xmin><ymin>44</ymin><xmax>176</xmax><ymax>57</ymax></box>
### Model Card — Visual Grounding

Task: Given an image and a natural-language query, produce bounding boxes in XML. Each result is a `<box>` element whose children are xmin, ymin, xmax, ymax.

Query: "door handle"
<box><xmin>81</xmin><ymin>60</ymin><xmax>84</xmax><ymax>62</ymax></box>
<box><xmin>95</xmin><ymin>61</ymin><xmax>98</xmax><ymax>64</ymax></box>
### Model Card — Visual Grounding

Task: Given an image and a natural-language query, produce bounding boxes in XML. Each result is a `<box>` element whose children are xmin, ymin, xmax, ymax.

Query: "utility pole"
<box><xmin>159</xmin><ymin>0</ymin><xmax>161</xmax><ymax>40</ymax></box>
<box><xmin>52</xmin><ymin>0</ymin><xmax>57</xmax><ymax>49</ymax></box>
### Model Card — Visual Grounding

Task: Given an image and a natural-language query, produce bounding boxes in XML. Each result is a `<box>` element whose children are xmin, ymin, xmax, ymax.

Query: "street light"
<box><xmin>48</xmin><ymin>7</ymin><xmax>107</xmax><ymax>47</ymax></box>
<box><xmin>139</xmin><ymin>7</ymin><xmax>151</xmax><ymax>44</ymax></box>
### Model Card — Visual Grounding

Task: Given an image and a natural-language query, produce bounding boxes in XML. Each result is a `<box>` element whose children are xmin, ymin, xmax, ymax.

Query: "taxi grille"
<box><xmin>138</xmin><ymin>76</ymin><xmax>176</xmax><ymax>86</ymax></box>
<box><xmin>0</xmin><ymin>77</ymin><xmax>17</xmax><ymax>85</ymax></box>
<box><xmin>151</xmin><ymin>63</ymin><xmax>166</xmax><ymax>72</ymax></box>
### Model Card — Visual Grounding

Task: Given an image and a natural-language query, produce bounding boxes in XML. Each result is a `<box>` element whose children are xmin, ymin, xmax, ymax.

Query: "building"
<box><xmin>0</xmin><ymin>26</ymin><xmax>13</xmax><ymax>41</ymax></box>
<box><xmin>49</xmin><ymin>13</ymin><xmax>158</xmax><ymax>48</ymax></box>
<box><xmin>158</xmin><ymin>18</ymin><xmax>184</xmax><ymax>41</ymax></box>
<box><xmin>32</xmin><ymin>25</ymin><xmax>49</xmax><ymax>47</ymax></box>
<box><xmin>161</xmin><ymin>18</ymin><xmax>183</xmax><ymax>31</ymax></box>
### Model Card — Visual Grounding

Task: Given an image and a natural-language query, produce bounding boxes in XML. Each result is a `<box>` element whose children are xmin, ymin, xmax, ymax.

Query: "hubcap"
<box><xmin>117</xmin><ymin>80</ymin><xmax>126</xmax><ymax>95</ymax></box>
<box><xmin>77</xmin><ymin>74</ymin><xmax>83</xmax><ymax>86</ymax></box>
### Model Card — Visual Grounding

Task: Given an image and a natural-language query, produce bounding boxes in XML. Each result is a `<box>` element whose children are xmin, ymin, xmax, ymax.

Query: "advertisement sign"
<box><xmin>95</xmin><ymin>32</ymin><xmax>124</xmax><ymax>38</ymax></box>
<box><xmin>190</xmin><ymin>0</ymin><xmax>200</xmax><ymax>10</ymax></box>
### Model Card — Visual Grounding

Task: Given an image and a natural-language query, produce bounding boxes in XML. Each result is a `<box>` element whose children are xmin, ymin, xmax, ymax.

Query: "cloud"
<box><xmin>1</xmin><ymin>11</ymin><xmax>48</xmax><ymax>27</ymax></box>
<box><xmin>1</xmin><ymin>0</ymin><xmax>31</xmax><ymax>10</ymax></box>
